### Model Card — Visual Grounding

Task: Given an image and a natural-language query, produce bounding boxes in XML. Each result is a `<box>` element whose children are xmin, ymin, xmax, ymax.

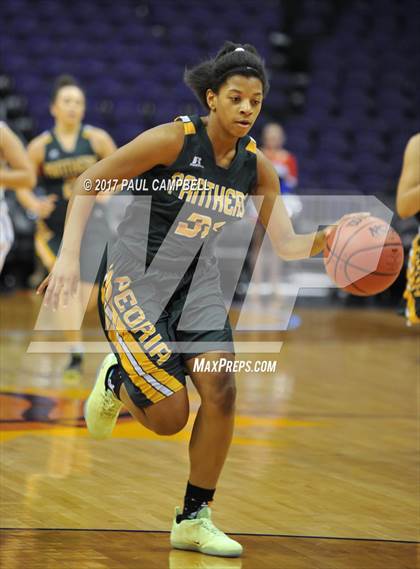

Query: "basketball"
<box><xmin>324</xmin><ymin>216</ymin><xmax>404</xmax><ymax>296</ymax></box>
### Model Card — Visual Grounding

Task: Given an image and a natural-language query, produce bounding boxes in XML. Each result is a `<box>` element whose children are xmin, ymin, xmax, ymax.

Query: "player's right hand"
<box><xmin>34</xmin><ymin>195</ymin><xmax>57</xmax><ymax>219</ymax></box>
<box><xmin>324</xmin><ymin>211</ymin><xmax>371</xmax><ymax>239</ymax></box>
<box><xmin>36</xmin><ymin>254</ymin><xmax>80</xmax><ymax>310</ymax></box>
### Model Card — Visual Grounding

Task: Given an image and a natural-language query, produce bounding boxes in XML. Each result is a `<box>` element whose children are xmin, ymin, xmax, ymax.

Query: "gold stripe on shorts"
<box><xmin>101</xmin><ymin>276</ymin><xmax>184</xmax><ymax>403</ymax></box>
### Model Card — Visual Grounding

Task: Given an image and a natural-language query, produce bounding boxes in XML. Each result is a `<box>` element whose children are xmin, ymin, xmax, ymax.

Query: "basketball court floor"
<box><xmin>0</xmin><ymin>291</ymin><xmax>418</xmax><ymax>568</ymax></box>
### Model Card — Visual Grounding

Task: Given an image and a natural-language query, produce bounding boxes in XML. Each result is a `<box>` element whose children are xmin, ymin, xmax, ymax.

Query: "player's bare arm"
<box><xmin>0</xmin><ymin>123</ymin><xmax>36</xmax><ymax>190</ymax></box>
<box><xmin>396</xmin><ymin>133</ymin><xmax>420</xmax><ymax>219</ymax></box>
<box><xmin>255</xmin><ymin>150</ymin><xmax>365</xmax><ymax>260</ymax></box>
<box><xmin>254</xmin><ymin>149</ymin><xmax>302</xmax><ymax>259</ymax></box>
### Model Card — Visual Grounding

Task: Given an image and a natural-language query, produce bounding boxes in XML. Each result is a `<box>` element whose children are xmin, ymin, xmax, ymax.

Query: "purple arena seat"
<box><xmin>0</xmin><ymin>0</ymin><xmax>417</xmax><ymax>202</ymax></box>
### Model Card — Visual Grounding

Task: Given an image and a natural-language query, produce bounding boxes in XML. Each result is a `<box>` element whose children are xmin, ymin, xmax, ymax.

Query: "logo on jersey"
<box><xmin>48</xmin><ymin>148</ymin><xmax>60</xmax><ymax>160</ymax></box>
<box><xmin>190</xmin><ymin>156</ymin><xmax>204</xmax><ymax>168</ymax></box>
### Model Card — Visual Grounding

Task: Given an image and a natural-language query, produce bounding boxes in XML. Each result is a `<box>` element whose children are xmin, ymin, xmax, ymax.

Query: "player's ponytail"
<box><xmin>51</xmin><ymin>74</ymin><xmax>85</xmax><ymax>102</ymax></box>
<box><xmin>184</xmin><ymin>41</ymin><xmax>269</xmax><ymax>109</ymax></box>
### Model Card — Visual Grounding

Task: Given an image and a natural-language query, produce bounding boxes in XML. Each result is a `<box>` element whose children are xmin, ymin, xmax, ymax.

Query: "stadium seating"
<box><xmin>0</xmin><ymin>0</ymin><xmax>418</xmax><ymax>195</ymax></box>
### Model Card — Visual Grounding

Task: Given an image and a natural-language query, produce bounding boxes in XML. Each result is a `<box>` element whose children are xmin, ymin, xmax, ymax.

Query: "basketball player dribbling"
<box><xmin>396</xmin><ymin>133</ymin><xmax>420</xmax><ymax>325</ymax></box>
<box><xmin>38</xmin><ymin>43</ymin><xmax>365</xmax><ymax>557</ymax></box>
<box><xmin>18</xmin><ymin>75</ymin><xmax>117</xmax><ymax>378</ymax></box>
<box><xmin>0</xmin><ymin>122</ymin><xmax>36</xmax><ymax>272</ymax></box>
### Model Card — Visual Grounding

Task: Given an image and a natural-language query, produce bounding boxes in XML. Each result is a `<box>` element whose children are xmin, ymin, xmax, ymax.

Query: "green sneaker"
<box><xmin>84</xmin><ymin>353</ymin><xmax>122</xmax><ymax>440</ymax></box>
<box><xmin>170</xmin><ymin>506</ymin><xmax>243</xmax><ymax>558</ymax></box>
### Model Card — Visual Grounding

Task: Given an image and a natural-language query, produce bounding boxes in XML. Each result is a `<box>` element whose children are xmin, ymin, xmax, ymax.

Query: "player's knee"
<box><xmin>152</xmin><ymin>420</ymin><xmax>186</xmax><ymax>436</ymax></box>
<box><xmin>151</xmin><ymin>412</ymin><xmax>188</xmax><ymax>436</ymax></box>
<box><xmin>145</xmin><ymin>388</ymin><xmax>189</xmax><ymax>436</ymax></box>
<box><xmin>202</xmin><ymin>373</ymin><xmax>237</xmax><ymax>414</ymax></box>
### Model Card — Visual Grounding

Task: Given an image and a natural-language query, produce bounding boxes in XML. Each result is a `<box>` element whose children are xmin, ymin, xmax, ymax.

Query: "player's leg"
<box><xmin>175</xmin><ymin>351</ymin><xmax>236</xmax><ymax>514</ymax></box>
<box><xmin>84</xmin><ymin>348</ymin><xmax>189</xmax><ymax>439</ymax></box>
<box><xmin>170</xmin><ymin>351</ymin><xmax>242</xmax><ymax>557</ymax></box>
<box><xmin>173</xmin><ymin>267</ymin><xmax>237</xmax><ymax>493</ymax></box>
<box><xmin>85</xmin><ymin>264</ymin><xmax>190</xmax><ymax>438</ymax></box>
<box><xmin>118</xmin><ymin>381</ymin><xmax>189</xmax><ymax>435</ymax></box>
<box><xmin>87</xmin><ymin>263</ymin><xmax>243</xmax><ymax>556</ymax></box>
<box><xmin>185</xmin><ymin>352</ymin><xmax>236</xmax><ymax>490</ymax></box>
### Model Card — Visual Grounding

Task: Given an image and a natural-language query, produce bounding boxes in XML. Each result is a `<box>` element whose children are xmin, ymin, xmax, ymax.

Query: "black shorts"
<box><xmin>35</xmin><ymin>204</ymin><xmax>110</xmax><ymax>284</ymax></box>
<box><xmin>98</xmin><ymin>245</ymin><xmax>234</xmax><ymax>408</ymax></box>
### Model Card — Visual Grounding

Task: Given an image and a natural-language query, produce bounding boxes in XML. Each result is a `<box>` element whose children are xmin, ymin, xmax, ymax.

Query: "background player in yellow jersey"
<box><xmin>396</xmin><ymin>133</ymin><xmax>420</xmax><ymax>325</ymax></box>
<box><xmin>0</xmin><ymin>122</ymin><xmax>36</xmax><ymax>272</ymax></box>
<box><xmin>38</xmin><ymin>43</ymin><xmax>365</xmax><ymax>558</ymax></box>
<box><xmin>18</xmin><ymin>75</ymin><xmax>117</xmax><ymax>378</ymax></box>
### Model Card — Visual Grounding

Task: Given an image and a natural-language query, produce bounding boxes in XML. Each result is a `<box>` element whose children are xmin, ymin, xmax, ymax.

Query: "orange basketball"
<box><xmin>323</xmin><ymin>216</ymin><xmax>404</xmax><ymax>296</ymax></box>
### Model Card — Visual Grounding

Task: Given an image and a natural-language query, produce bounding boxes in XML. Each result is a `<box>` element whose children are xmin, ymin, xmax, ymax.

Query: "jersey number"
<box><xmin>175</xmin><ymin>213</ymin><xmax>225</xmax><ymax>239</ymax></box>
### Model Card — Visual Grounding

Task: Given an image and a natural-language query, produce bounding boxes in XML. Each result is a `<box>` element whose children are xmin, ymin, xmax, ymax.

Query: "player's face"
<box><xmin>50</xmin><ymin>86</ymin><xmax>86</xmax><ymax>126</ymax></box>
<box><xmin>212</xmin><ymin>75</ymin><xmax>263</xmax><ymax>137</ymax></box>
